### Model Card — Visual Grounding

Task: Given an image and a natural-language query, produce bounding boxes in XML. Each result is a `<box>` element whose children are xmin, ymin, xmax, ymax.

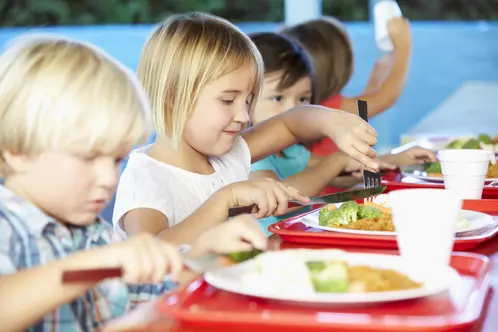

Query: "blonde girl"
<box><xmin>113</xmin><ymin>12</ymin><xmax>378</xmax><ymax>245</ymax></box>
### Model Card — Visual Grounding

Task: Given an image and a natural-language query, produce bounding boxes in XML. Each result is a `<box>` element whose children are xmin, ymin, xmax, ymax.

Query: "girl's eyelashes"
<box><xmin>269</xmin><ymin>95</ymin><xmax>283</xmax><ymax>102</ymax></box>
<box><xmin>245</xmin><ymin>93</ymin><xmax>254</xmax><ymax>105</ymax></box>
<box><xmin>221</xmin><ymin>99</ymin><xmax>235</xmax><ymax>105</ymax></box>
<box><xmin>300</xmin><ymin>96</ymin><xmax>312</xmax><ymax>104</ymax></box>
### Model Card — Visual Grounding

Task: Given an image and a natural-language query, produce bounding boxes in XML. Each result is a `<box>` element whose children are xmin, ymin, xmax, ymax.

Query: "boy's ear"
<box><xmin>2</xmin><ymin>151</ymin><xmax>30</xmax><ymax>173</ymax></box>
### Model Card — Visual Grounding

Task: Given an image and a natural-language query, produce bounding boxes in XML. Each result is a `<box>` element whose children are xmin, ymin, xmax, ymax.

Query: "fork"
<box><xmin>357</xmin><ymin>99</ymin><xmax>381</xmax><ymax>203</ymax></box>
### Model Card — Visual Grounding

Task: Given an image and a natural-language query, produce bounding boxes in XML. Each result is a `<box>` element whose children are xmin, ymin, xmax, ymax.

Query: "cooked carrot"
<box><xmin>327</xmin><ymin>204</ymin><xmax>337</xmax><ymax>211</ymax></box>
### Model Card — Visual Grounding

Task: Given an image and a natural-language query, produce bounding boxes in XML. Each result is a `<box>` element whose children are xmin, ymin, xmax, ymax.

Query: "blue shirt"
<box><xmin>0</xmin><ymin>185</ymin><xmax>175</xmax><ymax>332</ymax></box>
<box><xmin>250</xmin><ymin>145</ymin><xmax>312</xmax><ymax>235</ymax></box>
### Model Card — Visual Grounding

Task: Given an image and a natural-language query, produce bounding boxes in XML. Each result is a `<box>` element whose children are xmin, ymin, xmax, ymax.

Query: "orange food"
<box><xmin>363</xmin><ymin>201</ymin><xmax>391</xmax><ymax>214</ymax></box>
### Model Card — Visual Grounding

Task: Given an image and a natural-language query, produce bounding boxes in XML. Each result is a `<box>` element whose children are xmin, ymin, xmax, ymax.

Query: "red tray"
<box><xmin>382</xmin><ymin>171</ymin><xmax>498</xmax><ymax>199</ymax></box>
<box><xmin>269</xmin><ymin>200</ymin><xmax>498</xmax><ymax>250</ymax></box>
<box><xmin>157</xmin><ymin>253</ymin><xmax>491</xmax><ymax>332</ymax></box>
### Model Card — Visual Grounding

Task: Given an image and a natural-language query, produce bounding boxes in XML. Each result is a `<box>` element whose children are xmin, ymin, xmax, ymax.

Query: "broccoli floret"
<box><xmin>358</xmin><ymin>205</ymin><xmax>382</xmax><ymax>219</ymax></box>
<box><xmin>306</xmin><ymin>260</ymin><xmax>349</xmax><ymax>293</ymax></box>
<box><xmin>319</xmin><ymin>208</ymin><xmax>350</xmax><ymax>226</ymax></box>
<box><xmin>424</xmin><ymin>161</ymin><xmax>442</xmax><ymax>174</ymax></box>
<box><xmin>319</xmin><ymin>206</ymin><xmax>335</xmax><ymax>226</ymax></box>
<box><xmin>478</xmin><ymin>134</ymin><xmax>492</xmax><ymax>145</ymax></box>
<box><xmin>319</xmin><ymin>201</ymin><xmax>360</xmax><ymax>226</ymax></box>
<box><xmin>226</xmin><ymin>249</ymin><xmax>263</xmax><ymax>263</ymax></box>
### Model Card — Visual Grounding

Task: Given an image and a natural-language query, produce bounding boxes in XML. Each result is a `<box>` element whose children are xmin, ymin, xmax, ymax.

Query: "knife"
<box><xmin>228</xmin><ymin>186</ymin><xmax>386</xmax><ymax>217</ymax></box>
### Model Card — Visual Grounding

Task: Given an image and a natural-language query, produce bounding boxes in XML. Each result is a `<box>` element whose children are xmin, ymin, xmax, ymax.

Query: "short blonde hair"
<box><xmin>138</xmin><ymin>12</ymin><xmax>263</xmax><ymax>147</ymax></box>
<box><xmin>281</xmin><ymin>16</ymin><xmax>353</xmax><ymax>103</ymax></box>
<box><xmin>0</xmin><ymin>34</ymin><xmax>152</xmax><ymax>177</ymax></box>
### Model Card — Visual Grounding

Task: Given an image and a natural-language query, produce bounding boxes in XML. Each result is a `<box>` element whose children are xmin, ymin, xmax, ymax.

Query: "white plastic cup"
<box><xmin>389</xmin><ymin>189</ymin><xmax>462</xmax><ymax>281</ymax></box>
<box><xmin>438</xmin><ymin>149</ymin><xmax>491</xmax><ymax>199</ymax></box>
<box><xmin>374</xmin><ymin>0</ymin><xmax>402</xmax><ymax>52</ymax></box>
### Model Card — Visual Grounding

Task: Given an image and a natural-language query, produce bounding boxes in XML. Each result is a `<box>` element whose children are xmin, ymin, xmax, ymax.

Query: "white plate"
<box><xmin>407</xmin><ymin>170</ymin><xmax>498</xmax><ymax>184</ymax></box>
<box><xmin>204</xmin><ymin>249</ymin><xmax>458</xmax><ymax>305</ymax></box>
<box><xmin>301</xmin><ymin>207</ymin><xmax>495</xmax><ymax>236</ymax></box>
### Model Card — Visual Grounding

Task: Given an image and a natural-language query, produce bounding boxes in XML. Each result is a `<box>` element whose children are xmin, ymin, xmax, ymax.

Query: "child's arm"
<box><xmin>123</xmin><ymin>180</ymin><xmax>308</xmax><ymax>245</ymax></box>
<box><xmin>0</xmin><ymin>234</ymin><xmax>182</xmax><ymax>331</ymax></box>
<box><xmin>242</xmin><ymin>105</ymin><xmax>378</xmax><ymax>169</ymax></box>
<box><xmin>339</xmin><ymin>17</ymin><xmax>411</xmax><ymax>117</ymax></box>
<box><xmin>250</xmin><ymin>153</ymin><xmax>352</xmax><ymax>197</ymax></box>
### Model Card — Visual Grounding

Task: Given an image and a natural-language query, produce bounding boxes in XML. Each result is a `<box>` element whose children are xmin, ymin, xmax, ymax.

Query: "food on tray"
<box><xmin>445</xmin><ymin>134</ymin><xmax>497</xmax><ymax>150</ymax></box>
<box><xmin>423</xmin><ymin>161</ymin><xmax>498</xmax><ymax>178</ymax></box>
<box><xmin>318</xmin><ymin>194</ymin><xmax>469</xmax><ymax>231</ymax></box>
<box><xmin>245</xmin><ymin>250</ymin><xmax>422</xmax><ymax>294</ymax></box>
<box><xmin>306</xmin><ymin>260</ymin><xmax>422</xmax><ymax>293</ymax></box>
<box><xmin>318</xmin><ymin>198</ymin><xmax>394</xmax><ymax>231</ymax></box>
<box><xmin>226</xmin><ymin>249</ymin><xmax>263</xmax><ymax>263</ymax></box>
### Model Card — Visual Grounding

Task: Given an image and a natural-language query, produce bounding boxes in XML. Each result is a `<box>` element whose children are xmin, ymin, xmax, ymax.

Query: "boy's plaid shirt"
<box><xmin>0</xmin><ymin>185</ymin><xmax>176</xmax><ymax>332</ymax></box>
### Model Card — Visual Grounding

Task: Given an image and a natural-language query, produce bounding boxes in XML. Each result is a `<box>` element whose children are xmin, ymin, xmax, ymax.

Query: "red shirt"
<box><xmin>309</xmin><ymin>94</ymin><xmax>344</xmax><ymax>195</ymax></box>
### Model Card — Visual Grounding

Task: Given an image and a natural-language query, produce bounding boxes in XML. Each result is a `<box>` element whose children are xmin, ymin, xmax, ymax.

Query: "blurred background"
<box><xmin>0</xmin><ymin>0</ymin><xmax>497</xmax><ymax>151</ymax></box>
<box><xmin>0</xmin><ymin>0</ymin><xmax>496</xmax><ymax>220</ymax></box>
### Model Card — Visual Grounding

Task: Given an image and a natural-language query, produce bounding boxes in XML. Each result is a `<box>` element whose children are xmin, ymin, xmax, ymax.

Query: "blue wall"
<box><xmin>0</xmin><ymin>22</ymin><xmax>496</xmax><ymax>149</ymax></box>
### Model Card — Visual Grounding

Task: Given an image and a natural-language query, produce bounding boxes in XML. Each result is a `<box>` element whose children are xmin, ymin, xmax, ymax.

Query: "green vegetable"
<box><xmin>424</xmin><ymin>161</ymin><xmax>442</xmax><ymax>174</ymax></box>
<box><xmin>446</xmin><ymin>139</ymin><xmax>466</xmax><ymax>149</ymax></box>
<box><xmin>478</xmin><ymin>134</ymin><xmax>492</xmax><ymax>145</ymax></box>
<box><xmin>306</xmin><ymin>260</ymin><xmax>349</xmax><ymax>293</ymax></box>
<box><xmin>462</xmin><ymin>138</ymin><xmax>479</xmax><ymax>149</ymax></box>
<box><xmin>318</xmin><ymin>201</ymin><xmax>361</xmax><ymax>226</ymax></box>
<box><xmin>358</xmin><ymin>205</ymin><xmax>382</xmax><ymax>219</ymax></box>
<box><xmin>226</xmin><ymin>249</ymin><xmax>263</xmax><ymax>263</ymax></box>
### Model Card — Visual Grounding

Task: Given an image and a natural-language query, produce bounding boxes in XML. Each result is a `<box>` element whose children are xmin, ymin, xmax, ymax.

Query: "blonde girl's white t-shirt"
<box><xmin>112</xmin><ymin>136</ymin><xmax>251</xmax><ymax>234</ymax></box>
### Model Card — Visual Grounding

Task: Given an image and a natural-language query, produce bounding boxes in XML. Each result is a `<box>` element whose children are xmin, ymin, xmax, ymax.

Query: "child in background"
<box><xmin>0</xmin><ymin>34</ymin><xmax>266</xmax><ymax>331</ymax></box>
<box><xmin>113</xmin><ymin>12</ymin><xmax>379</xmax><ymax>246</ymax></box>
<box><xmin>281</xmin><ymin>16</ymin><xmax>411</xmax><ymax>157</ymax></box>
<box><xmin>248</xmin><ymin>32</ymin><xmax>435</xmax><ymax>232</ymax></box>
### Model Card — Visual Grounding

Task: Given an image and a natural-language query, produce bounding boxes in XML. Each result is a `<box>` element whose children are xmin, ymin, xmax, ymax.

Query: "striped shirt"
<box><xmin>0</xmin><ymin>185</ymin><xmax>176</xmax><ymax>332</ymax></box>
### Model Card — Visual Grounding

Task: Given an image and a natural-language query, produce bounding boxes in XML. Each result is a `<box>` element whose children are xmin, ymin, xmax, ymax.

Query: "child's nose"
<box><xmin>233</xmin><ymin>107</ymin><xmax>250</xmax><ymax>124</ymax></box>
<box><xmin>96</xmin><ymin>163</ymin><xmax>119</xmax><ymax>190</ymax></box>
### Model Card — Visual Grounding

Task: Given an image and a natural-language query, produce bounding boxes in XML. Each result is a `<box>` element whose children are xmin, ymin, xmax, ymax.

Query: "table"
<box><xmin>105</xmin><ymin>235</ymin><xmax>498</xmax><ymax>332</ymax></box>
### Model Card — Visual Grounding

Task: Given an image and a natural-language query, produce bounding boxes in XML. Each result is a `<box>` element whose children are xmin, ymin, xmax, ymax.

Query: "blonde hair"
<box><xmin>0</xmin><ymin>34</ymin><xmax>152</xmax><ymax>177</ymax></box>
<box><xmin>138</xmin><ymin>12</ymin><xmax>263</xmax><ymax>147</ymax></box>
<box><xmin>281</xmin><ymin>16</ymin><xmax>353</xmax><ymax>103</ymax></box>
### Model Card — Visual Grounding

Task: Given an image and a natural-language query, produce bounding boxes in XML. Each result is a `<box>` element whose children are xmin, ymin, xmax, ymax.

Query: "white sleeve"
<box><xmin>227</xmin><ymin>136</ymin><xmax>251</xmax><ymax>177</ymax></box>
<box><xmin>112</xmin><ymin>162</ymin><xmax>173</xmax><ymax>229</ymax></box>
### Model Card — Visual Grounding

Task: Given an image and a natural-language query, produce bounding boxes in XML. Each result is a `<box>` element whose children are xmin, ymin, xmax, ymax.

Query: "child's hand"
<box><xmin>190</xmin><ymin>214</ymin><xmax>267</xmax><ymax>255</ymax></box>
<box><xmin>348</xmin><ymin>157</ymin><xmax>396</xmax><ymax>179</ymax></box>
<box><xmin>388</xmin><ymin>17</ymin><xmax>411</xmax><ymax>51</ymax></box>
<box><xmin>224</xmin><ymin>179</ymin><xmax>309</xmax><ymax>218</ymax></box>
<box><xmin>388</xmin><ymin>147</ymin><xmax>437</xmax><ymax>166</ymax></box>
<box><xmin>104</xmin><ymin>234</ymin><xmax>183</xmax><ymax>284</ymax></box>
<box><xmin>322</xmin><ymin>110</ymin><xmax>379</xmax><ymax>170</ymax></box>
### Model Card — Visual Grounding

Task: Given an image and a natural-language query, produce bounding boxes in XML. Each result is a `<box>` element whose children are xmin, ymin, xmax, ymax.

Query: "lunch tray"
<box><xmin>381</xmin><ymin>170</ymin><xmax>498</xmax><ymax>199</ymax></box>
<box><xmin>268</xmin><ymin>200</ymin><xmax>498</xmax><ymax>250</ymax></box>
<box><xmin>156</xmin><ymin>253</ymin><xmax>491</xmax><ymax>332</ymax></box>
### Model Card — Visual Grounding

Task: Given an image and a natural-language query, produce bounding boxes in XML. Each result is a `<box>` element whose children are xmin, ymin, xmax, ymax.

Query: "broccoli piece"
<box><xmin>358</xmin><ymin>205</ymin><xmax>382</xmax><ymax>219</ymax></box>
<box><xmin>226</xmin><ymin>249</ymin><xmax>263</xmax><ymax>263</ymax></box>
<box><xmin>306</xmin><ymin>260</ymin><xmax>349</xmax><ymax>293</ymax></box>
<box><xmin>424</xmin><ymin>161</ymin><xmax>442</xmax><ymax>174</ymax></box>
<box><xmin>318</xmin><ymin>201</ymin><xmax>359</xmax><ymax>226</ymax></box>
<box><xmin>319</xmin><ymin>208</ymin><xmax>349</xmax><ymax>226</ymax></box>
<box><xmin>318</xmin><ymin>206</ymin><xmax>335</xmax><ymax>226</ymax></box>
<box><xmin>462</xmin><ymin>138</ymin><xmax>479</xmax><ymax>149</ymax></box>
<box><xmin>478</xmin><ymin>134</ymin><xmax>492</xmax><ymax>145</ymax></box>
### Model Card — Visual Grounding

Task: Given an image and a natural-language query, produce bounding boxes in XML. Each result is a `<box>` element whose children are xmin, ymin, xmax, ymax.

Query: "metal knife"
<box><xmin>228</xmin><ymin>186</ymin><xmax>386</xmax><ymax>217</ymax></box>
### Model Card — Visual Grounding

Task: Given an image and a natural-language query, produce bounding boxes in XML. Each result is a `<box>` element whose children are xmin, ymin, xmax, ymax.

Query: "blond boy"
<box><xmin>0</xmin><ymin>34</ymin><xmax>266</xmax><ymax>331</ymax></box>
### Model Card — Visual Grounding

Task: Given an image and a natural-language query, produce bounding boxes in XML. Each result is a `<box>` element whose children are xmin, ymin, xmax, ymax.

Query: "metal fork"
<box><xmin>357</xmin><ymin>99</ymin><xmax>381</xmax><ymax>203</ymax></box>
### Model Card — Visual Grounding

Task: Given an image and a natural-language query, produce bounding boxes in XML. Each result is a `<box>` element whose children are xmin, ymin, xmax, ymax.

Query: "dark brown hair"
<box><xmin>249</xmin><ymin>32</ymin><xmax>314</xmax><ymax>99</ymax></box>
<box><xmin>280</xmin><ymin>16</ymin><xmax>353</xmax><ymax>103</ymax></box>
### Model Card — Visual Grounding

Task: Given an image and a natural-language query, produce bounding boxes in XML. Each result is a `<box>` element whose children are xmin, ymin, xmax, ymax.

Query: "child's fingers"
<box><xmin>241</xmin><ymin>227</ymin><xmax>267</xmax><ymax>251</ymax></box>
<box><xmin>160</xmin><ymin>243</ymin><xmax>183</xmax><ymax>280</ymax></box>
<box><xmin>146</xmin><ymin>240</ymin><xmax>170</xmax><ymax>284</ymax></box>
<box><xmin>271</xmin><ymin>184</ymin><xmax>290</xmax><ymax>216</ymax></box>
